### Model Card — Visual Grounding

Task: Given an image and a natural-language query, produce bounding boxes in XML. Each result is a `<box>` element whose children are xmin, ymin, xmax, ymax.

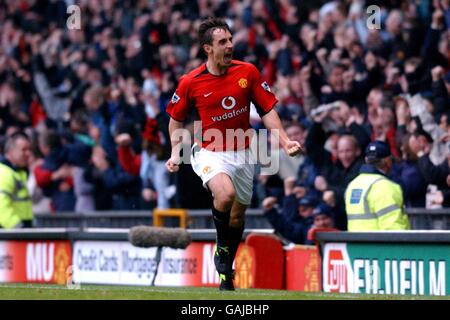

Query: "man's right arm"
<box><xmin>165</xmin><ymin>117</ymin><xmax>185</xmax><ymax>172</ymax></box>
<box><xmin>165</xmin><ymin>74</ymin><xmax>191</xmax><ymax>173</ymax></box>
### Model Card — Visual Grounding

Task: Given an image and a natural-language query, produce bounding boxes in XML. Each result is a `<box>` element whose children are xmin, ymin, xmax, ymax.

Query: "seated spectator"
<box><xmin>310</xmin><ymin>203</ymin><xmax>335</xmax><ymax>230</ymax></box>
<box><xmin>262</xmin><ymin>194</ymin><xmax>321</xmax><ymax>244</ymax></box>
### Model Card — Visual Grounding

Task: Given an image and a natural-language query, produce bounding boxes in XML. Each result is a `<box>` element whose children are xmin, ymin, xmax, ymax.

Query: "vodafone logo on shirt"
<box><xmin>221</xmin><ymin>96</ymin><xmax>236</xmax><ymax>110</ymax></box>
<box><xmin>210</xmin><ymin>96</ymin><xmax>246</xmax><ymax>122</ymax></box>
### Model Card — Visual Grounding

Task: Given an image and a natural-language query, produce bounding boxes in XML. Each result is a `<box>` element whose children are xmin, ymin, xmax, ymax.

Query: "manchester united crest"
<box><xmin>202</xmin><ymin>166</ymin><xmax>211</xmax><ymax>174</ymax></box>
<box><xmin>53</xmin><ymin>243</ymin><xmax>71</xmax><ymax>285</ymax></box>
<box><xmin>234</xmin><ymin>244</ymin><xmax>255</xmax><ymax>289</ymax></box>
<box><xmin>238</xmin><ymin>78</ymin><xmax>248</xmax><ymax>88</ymax></box>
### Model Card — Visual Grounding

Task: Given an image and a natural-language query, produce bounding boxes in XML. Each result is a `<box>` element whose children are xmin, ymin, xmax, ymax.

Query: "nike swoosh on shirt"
<box><xmin>203</xmin><ymin>92</ymin><xmax>213</xmax><ymax>97</ymax></box>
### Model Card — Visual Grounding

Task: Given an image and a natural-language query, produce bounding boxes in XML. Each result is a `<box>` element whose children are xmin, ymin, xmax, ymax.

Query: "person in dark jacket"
<box><xmin>263</xmin><ymin>194</ymin><xmax>335</xmax><ymax>245</ymax></box>
<box><xmin>303</xmin><ymin>112</ymin><xmax>366</xmax><ymax>230</ymax></box>
<box><xmin>34</xmin><ymin>128</ymin><xmax>93</xmax><ymax>211</ymax></box>
<box><xmin>412</xmin><ymin>133</ymin><xmax>450</xmax><ymax>207</ymax></box>
<box><xmin>295</xmin><ymin>158</ymin><xmax>321</xmax><ymax>197</ymax></box>
<box><xmin>262</xmin><ymin>194</ymin><xmax>318</xmax><ymax>244</ymax></box>
<box><xmin>310</xmin><ymin>204</ymin><xmax>335</xmax><ymax>230</ymax></box>
<box><xmin>390</xmin><ymin>134</ymin><xmax>428</xmax><ymax>207</ymax></box>
<box><xmin>84</xmin><ymin>145</ymin><xmax>142</xmax><ymax>210</ymax></box>
<box><xmin>34</xmin><ymin>131</ymin><xmax>76</xmax><ymax>211</ymax></box>
<box><xmin>115</xmin><ymin>107</ymin><xmax>173</xmax><ymax>209</ymax></box>
<box><xmin>430</xmin><ymin>66</ymin><xmax>450</xmax><ymax>123</ymax></box>
<box><xmin>84</xmin><ymin>86</ymin><xmax>117</xmax><ymax>162</ymax></box>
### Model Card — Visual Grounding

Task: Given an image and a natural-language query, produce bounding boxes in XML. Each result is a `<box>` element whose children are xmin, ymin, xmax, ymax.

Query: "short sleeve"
<box><xmin>248</xmin><ymin>64</ymin><xmax>278</xmax><ymax>117</ymax></box>
<box><xmin>166</xmin><ymin>75</ymin><xmax>192</xmax><ymax>122</ymax></box>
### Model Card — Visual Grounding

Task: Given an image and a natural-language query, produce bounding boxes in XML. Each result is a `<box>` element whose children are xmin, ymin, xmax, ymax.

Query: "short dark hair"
<box><xmin>365</xmin><ymin>157</ymin><xmax>384</xmax><ymax>167</ymax></box>
<box><xmin>365</xmin><ymin>156</ymin><xmax>394</xmax><ymax>173</ymax></box>
<box><xmin>380</xmin><ymin>90</ymin><xmax>394</xmax><ymax>110</ymax></box>
<box><xmin>4</xmin><ymin>131</ymin><xmax>30</xmax><ymax>153</ymax></box>
<box><xmin>38</xmin><ymin>130</ymin><xmax>62</xmax><ymax>151</ymax></box>
<box><xmin>198</xmin><ymin>17</ymin><xmax>230</xmax><ymax>48</ymax></box>
<box><xmin>286</xmin><ymin>121</ymin><xmax>306</xmax><ymax>131</ymax></box>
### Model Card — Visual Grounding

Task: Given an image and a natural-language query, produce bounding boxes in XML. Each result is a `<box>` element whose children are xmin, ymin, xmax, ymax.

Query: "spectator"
<box><xmin>390</xmin><ymin>134</ymin><xmax>428</xmax><ymax>207</ymax></box>
<box><xmin>82</xmin><ymin>144</ymin><xmax>141</xmax><ymax>210</ymax></box>
<box><xmin>34</xmin><ymin>130</ymin><xmax>76</xmax><ymax>212</ymax></box>
<box><xmin>310</xmin><ymin>203</ymin><xmax>335</xmax><ymax>230</ymax></box>
<box><xmin>27</xmin><ymin>131</ymin><xmax>51</xmax><ymax>213</ymax></box>
<box><xmin>277</xmin><ymin>122</ymin><xmax>306</xmax><ymax>181</ymax></box>
<box><xmin>413</xmin><ymin>131</ymin><xmax>450</xmax><ymax>208</ymax></box>
<box><xmin>262</xmin><ymin>194</ymin><xmax>320</xmax><ymax>244</ymax></box>
<box><xmin>303</xmin><ymin>102</ymin><xmax>368</xmax><ymax>230</ymax></box>
<box><xmin>115</xmin><ymin>116</ymin><xmax>172</xmax><ymax>209</ymax></box>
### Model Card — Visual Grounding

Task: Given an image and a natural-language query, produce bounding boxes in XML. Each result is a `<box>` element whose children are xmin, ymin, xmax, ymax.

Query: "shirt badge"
<box><xmin>203</xmin><ymin>166</ymin><xmax>211</xmax><ymax>174</ymax></box>
<box><xmin>350</xmin><ymin>189</ymin><xmax>362</xmax><ymax>204</ymax></box>
<box><xmin>238</xmin><ymin>78</ymin><xmax>248</xmax><ymax>88</ymax></box>
<box><xmin>261</xmin><ymin>81</ymin><xmax>271</xmax><ymax>92</ymax></box>
<box><xmin>171</xmin><ymin>93</ymin><xmax>180</xmax><ymax>104</ymax></box>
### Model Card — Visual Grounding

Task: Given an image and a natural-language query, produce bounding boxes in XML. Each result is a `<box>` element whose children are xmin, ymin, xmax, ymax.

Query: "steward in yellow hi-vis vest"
<box><xmin>345</xmin><ymin>140</ymin><xmax>410</xmax><ymax>231</ymax></box>
<box><xmin>0</xmin><ymin>132</ymin><xmax>33</xmax><ymax>229</ymax></box>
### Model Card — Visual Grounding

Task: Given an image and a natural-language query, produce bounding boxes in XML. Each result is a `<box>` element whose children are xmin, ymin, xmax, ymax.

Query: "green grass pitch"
<box><xmin>0</xmin><ymin>283</ymin><xmax>447</xmax><ymax>300</ymax></box>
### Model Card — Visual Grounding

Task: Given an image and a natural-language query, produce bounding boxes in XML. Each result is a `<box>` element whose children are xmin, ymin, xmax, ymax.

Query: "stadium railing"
<box><xmin>32</xmin><ymin>208</ymin><xmax>450</xmax><ymax>230</ymax></box>
<box><xmin>407</xmin><ymin>208</ymin><xmax>450</xmax><ymax>230</ymax></box>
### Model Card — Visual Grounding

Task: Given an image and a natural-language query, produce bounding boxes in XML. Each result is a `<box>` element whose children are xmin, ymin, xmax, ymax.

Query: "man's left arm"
<box><xmin>247</xmin><ymin>63</ymin><xmax>303</xmax><ymax>157</ymax></box>
<box><xmin>371</xmin><ymin>181</ymin><xmax>411</xmax><ymax>230</ymax></box>
<box><xmin>261</xmin><ymin>109</ymin><xmax>303</xmax><ymax>156</ymax></box>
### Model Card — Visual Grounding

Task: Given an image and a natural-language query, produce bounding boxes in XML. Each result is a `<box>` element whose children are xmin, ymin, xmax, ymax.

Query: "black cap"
<box><xmin>312</xmin><ymin>203</ymin><xmax>334</xmax><ymax>219</ymax></box>
<box><xmin>365</xmin><ymin>140</ymin><xmax>391</xmax><ymax>160</ymax></box>
<box><xmin>414</xmin><ymin>128</ymin><xmax>433</xmax><ymax>144</ymax></box>
<box><xmin>298</xmin><ymin>195</ymin><xmax>319</xmax><ymax>207</ymax></box>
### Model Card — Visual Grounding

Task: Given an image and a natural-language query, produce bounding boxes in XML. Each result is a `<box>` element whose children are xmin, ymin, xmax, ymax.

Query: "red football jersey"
<box><xmin>166</xmin><ymin>60</ymin><xmax>278</xmax><ymax>151</ymax></box>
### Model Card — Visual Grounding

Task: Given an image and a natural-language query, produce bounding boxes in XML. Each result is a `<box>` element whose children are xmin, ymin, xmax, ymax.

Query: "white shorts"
<box><xmin>191</xmin><ymin>145</ymin><xmax>255</xmax><ymax>205</ymax></box>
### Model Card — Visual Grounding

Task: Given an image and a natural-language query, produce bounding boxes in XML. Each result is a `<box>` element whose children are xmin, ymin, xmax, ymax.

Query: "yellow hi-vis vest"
<box><xmin>345</xmin><ymin>173</ymin><xmax>410</xmax><ymax>231</ymax></box>
<box><xmin>0</xmin><ymin>162</ymin><xmax>33</xmax><ymax>228</ymax></box>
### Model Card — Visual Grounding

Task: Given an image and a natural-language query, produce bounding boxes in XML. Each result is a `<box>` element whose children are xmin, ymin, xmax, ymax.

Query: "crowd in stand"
<box><xmin>0</xmin><ymin>0</ymin><xmax>449</xmax><ymax>239</ymax></box>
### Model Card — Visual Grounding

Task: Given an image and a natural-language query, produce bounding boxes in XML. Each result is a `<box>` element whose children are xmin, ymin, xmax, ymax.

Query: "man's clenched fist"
<box><xmin>166</xmin><ymin>156</ymin><xmax>180</xmax><ymax>172</ymax></box>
